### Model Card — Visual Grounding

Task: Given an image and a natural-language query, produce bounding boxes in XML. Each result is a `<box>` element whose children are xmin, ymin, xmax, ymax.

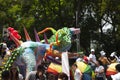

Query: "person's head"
<box><xmin>83</xmin><ymin>56</ymin><xmax>88</xmax><ymax>64</ymax></box>
<box><xmin>115</xmin><ymin>64</ymin><xmax>120</xmax><ymax>72</ymax></box>
<box><xmin>91</xmin><ymin>49</ymin><xmax>95</xmax><ymax>54</ymax></box>
<box><xmin>110</xmin><ymin>52</ymin><xmax>116</xmax><ymax>57</ymax></box>
<box><xmin>109</xmin><ymin>56</ymin><xmax>116</xmax><ymax>63</ymax></box>
<box><xmin>9</xmin><ymin>65</ymin><xmax>19</xmax><ymax>80</ymax></box>
<box><xmin>37</xmin><ymin>64</ymin><xmax>45</xmax><ymax>76</ymax></box>
<box><xmin>72</xmin><ymin>64</ymin><xmax>78</xmax><ymax>71</ymax></box>
<box><xmin>10</xmin><ymin>65</ymin><xmax>19</xmax><ymax>73</ymax></box>
<box><xmin>0</xmin><ymin>43</ymin><xmax>7</xmax><ymax>58</ymax></box>
<box><xmin>58</xmin><ymin>72</ymin><xmax>68</xmax><ymax>80</ymax></box>
<box><xmin>47</xmin><ymin>73</ymin><xmax>57</xmax><ymax>80</ymax></box>
<box><xmin>96</xmin><ymin>60</ymin><xmax>102</xmax><ymax>66</ymax></box>
<box><xmin>0</xmin><ymin>43</ymin><xmax>7</xmax><ymax>52</ymax></box>
<box><xmin>2</xmin><ymin>70</ymin><xmax>10</xmax><ymax>80</ymax></box>
<box><xmin>100</xmin><ymin>51</ymin><xmax>106</xmax><ymax>56</ymax></box>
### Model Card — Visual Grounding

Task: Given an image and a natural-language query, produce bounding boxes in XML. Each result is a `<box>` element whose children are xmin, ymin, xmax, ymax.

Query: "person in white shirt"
<box><xmin>95</xmin><ymin>60</ymin><xmax>105</xmax><ymax>80</ymax></box>
<box><xmin>110</xmin><ymin>64</ymin><xmax>120</xmax><ymax>80</ymax></box>
<box><xmin>72</xmin><ymin>64</ymin><xmax>82</xmax><ymax>80</ymax></box>
<box><xmin>88</xmin><ymin>49</ymin><xmax>97</xmax><ymax>70</ymax></box>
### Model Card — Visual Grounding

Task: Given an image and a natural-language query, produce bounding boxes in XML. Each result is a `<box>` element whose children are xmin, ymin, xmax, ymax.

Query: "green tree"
<box><xmin>0</xmin><ymin>0</ymin><xmax>120</xmax><ymax>54</ymax></box>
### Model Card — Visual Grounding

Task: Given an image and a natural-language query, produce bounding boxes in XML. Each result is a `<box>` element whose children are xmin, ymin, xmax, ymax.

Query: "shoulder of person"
<box><xmin>89</xmin><ymin>54</ymin><xmax>93</xmax><ymax>57</ymax></box>
<box><xmin>104</xmin><ymin>57</ymin><xmax>108</xmax><ymax>59</ymax></box>
<box><xmin>98</xmin><ymin>57</ymin><xmax>101</xmax><ymax>60</ymax></box>
<box><xmin>111</xmin><ymin>73</ymin><xmax>120</xmax><ymax>80</ymax></box>
<box><xmin>19</xmin><ymin>73</ymin><xmax>24</xmax><ymax>80</ymax></box>
<box><xmin>25</xmin><ymin>71</ymin><xmax>37</xmax><ymax>80</ymax></box>
<box><xmin>76</xmin><ymin>68</ymin><xmax>81</xmax><ymax>72</ymax></box>
<box><xmin>27</xmin><ymin>71</ymin><xmax>37</xmax><ymax>76</ymax></box>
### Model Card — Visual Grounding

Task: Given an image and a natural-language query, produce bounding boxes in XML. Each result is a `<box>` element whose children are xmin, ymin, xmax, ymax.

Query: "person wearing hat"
<box><xmin>108</xmin><ymin>52</ymin><xmax>119</xmax><ymax>63</ymax></box>
<box><xmin>0</xmin><ymin>43</ymin><xmax>11</xmax><ymax>58</ymax></box>
<box><xmin>99</xmin><ymin>51</ymin><xmax>110</xmax><ymax>65</ymax></box>
<box><xmin>83</xmin><ymin>56</ymin><xmax>89</xmax><ymax>64</ymax></box>
<box><xmin>95</xmin><ymin>60</ymin><xmax>105</xmax><ymax>80</ymax></box>
<box><xmin>0</xmin><ymin>43</ymin><xmax>11</xmax><ymax>66</ymax></box>
<box><xmin>98</xmin><ymin>51</ymin><xmax>110</xmax><ymax>73</ymax></box>
<box><xmin>88</xmin><ymin>49</ymin><xmax>97</xmax><ymax>70</ymax></box>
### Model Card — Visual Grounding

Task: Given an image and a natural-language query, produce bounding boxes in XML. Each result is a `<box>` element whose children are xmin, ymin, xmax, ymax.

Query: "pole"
<box><xmin>76</xmin><ymin>11</ymin><xmax>80</xmax><ymax>52</ymax></box>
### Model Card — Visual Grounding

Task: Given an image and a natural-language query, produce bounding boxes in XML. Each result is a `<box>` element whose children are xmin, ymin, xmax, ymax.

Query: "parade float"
<box><xmin>0</xmin><ymin>26</ymin><xmax>95</xmax><ymax>80</ymax></box>
<box><xmin>0</xmin><ymin>27</ymin><xmax>82</xmax><ymax>79</ymax></box>
<box><xmin>0</xmin><ymin>26</ymin><xmax>97</xmax><ymax>80</ymax></box>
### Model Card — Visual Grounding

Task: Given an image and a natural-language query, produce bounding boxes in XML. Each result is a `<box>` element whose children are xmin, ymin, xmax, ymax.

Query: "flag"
<box><xmin>62</xmin><ymin>52</ymin><xmax>70</xmax><ymax>80</ymax></box>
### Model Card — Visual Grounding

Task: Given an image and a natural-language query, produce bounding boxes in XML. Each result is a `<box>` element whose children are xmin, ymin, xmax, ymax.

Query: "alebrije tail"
<box><xmin>3</xmin><ymin>47</ymin><xmax>24</xmax><ymax>71</ymax></box>
<box><xmin>24</xmin><ymin>27</ymin><xmax>31</xmax><ymax>41</ymax></box>
<box><xmin>55</xmin><ymin>32</ymin><xmax>60</xmax><ymax>45</ymax></box>
<box><xmin>44</xmin><ymin>33</ymin><xmax>48</xmax><ymax>44</ymax></box>
<box><xmin>38</xmin><ymin>27</ymin><xmax>56</xmax><ymax>35</ymax></box>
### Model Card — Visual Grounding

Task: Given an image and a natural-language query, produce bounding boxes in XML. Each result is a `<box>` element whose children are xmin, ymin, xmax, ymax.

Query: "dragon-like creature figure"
<box><xmin>2</xmin><ymin>27</ymin><xmax>79</xmax><ymax>77</ymax></box>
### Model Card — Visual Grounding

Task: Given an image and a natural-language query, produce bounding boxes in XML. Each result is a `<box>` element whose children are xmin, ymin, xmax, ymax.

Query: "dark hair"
<box><xmin>37</xmin><ymin>64</ymin><xmax>45</xmax><ymax>73</ymax></box>
<box><xmin>0</xmin><ymin>43</ymin><xmax>6</xmax><ymax>59</ymax></box>
<box><xmin>73</xmin><ymin>64</ymin><xmax>78</xmax><ymax>67</ymax></box>
<box><xmin>107</xmin><ymin>76</ymin><xmax>112</xmax><ymax>80</ymax></box>
<box><xmin>110</xmin><ymin>56</ymin><xmax>116</xmax><ymax>60</ymax></box>
<box><xmin>47</xmin><ymin>73</ymin><xmax>57</xmax><ymax>80</ymax></box>
<box><xmin>2</xmin><ymin>70</ymin><xmax>10</xmax><ymax>80</ymax></box>
<box><xmin>9</xmin><ymin>66</ymin><xmax>19</xmax><ymax>80</ymax></box>
<box><xmin>116</xmin><ymin>64</ymin><xmax>120</xmax><ymax>72</ymax></box>
<box><xmin>58</xmin><ymin>72</ymin><xmax>68</xmax><ymax>80</ymax></box>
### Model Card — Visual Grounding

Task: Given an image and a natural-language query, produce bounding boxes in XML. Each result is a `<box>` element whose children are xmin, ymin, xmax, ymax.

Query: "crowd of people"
<box><xmin>70</xmin><ymin>48</ymin><xmax>120</xmax><ymax>80</ymax></box>
<box><xmin>80</xmin><ymin>49</ymin><xmax>120</xmax><ymax>80</ymax></box>
<box><xmin>1</xmin><ymin>40</ymin><xmax>120</xmax><ymax>80</ymax></box>
<box><xmin>1</xmin><ymin>63</ymin><xmax>69</xmax><ymax>80</ymax></box>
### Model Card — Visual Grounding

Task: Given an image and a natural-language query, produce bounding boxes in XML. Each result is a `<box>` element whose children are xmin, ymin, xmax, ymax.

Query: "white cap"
<box><xmin>110</xmin><ymin>52</ymin><xmax>116</xmax><ymax>57</ymax></box>
<box><xmin>2</xmin><ymin>43</ymin><xmax>7</xmax><ymax>49</ymax></box>
<box><xmin>100</xmin><ymin>51</ymin><xmax>106</xmax><ymax>56</ymax></box>
<box><xmin>91</xmin><ymin>49</ymin><xmax>95</xmax><ymax>52</ymax></box>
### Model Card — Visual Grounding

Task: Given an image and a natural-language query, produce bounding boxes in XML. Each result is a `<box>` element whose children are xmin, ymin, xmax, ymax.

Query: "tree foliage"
<box><xmin>0</xmin><ymin>0</ymin><xmax>120</xmax><ymax>54</ymax></box>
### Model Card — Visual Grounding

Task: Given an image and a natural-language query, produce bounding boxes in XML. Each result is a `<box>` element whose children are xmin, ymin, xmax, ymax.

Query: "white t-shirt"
<box><xmin>74</xmin><ymin>68</ymin><xmax>82</xmax><ymax>80</ymax></box>
<box><xmin>111</xmin><ymin>72</ymin><xmax>120</xmax><ymax>80</ymax></box>
<box><xmin>95</xmin><ymin>65</ymin><xmax>104</xmax><ymax>77</ymax></box>
<box><xmin>19</xmin><ymin>73</ymin><xmax>24</xmax><ymax>80</ymax></box>
<box><xmin>76</xmin><ymin>58</ymin><xmax>82</xmax><ymax>62</ymax></box>
<box><xmin>89</xmin><ymin>54</ymin><xmax>96</xmax><ymax>66</ymax></box>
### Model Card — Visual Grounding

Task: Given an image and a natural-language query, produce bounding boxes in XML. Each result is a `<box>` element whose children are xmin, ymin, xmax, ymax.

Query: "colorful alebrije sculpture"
<box><xmin>2</xmin><ymin>27</ymin><xmax>77</xmax><ymax>76</ymax></box>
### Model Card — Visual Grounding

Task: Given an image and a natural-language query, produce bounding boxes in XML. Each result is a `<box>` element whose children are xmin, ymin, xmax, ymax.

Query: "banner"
<box><xmin>62</xmin><ymin>52</ymin><xmax>70</xmax><ymax>80</ymax></box>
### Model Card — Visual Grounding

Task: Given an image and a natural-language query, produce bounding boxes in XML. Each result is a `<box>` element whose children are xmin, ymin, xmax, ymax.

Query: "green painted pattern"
<box><xmin>48</xmin><ymin>27</ymin><xmax>72</xmax><ymax>51</ymax></box>
<box><xmin>3</xmin><ymin>47</ymin><xmax>24</xmax><ymax>71</ymax></box>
